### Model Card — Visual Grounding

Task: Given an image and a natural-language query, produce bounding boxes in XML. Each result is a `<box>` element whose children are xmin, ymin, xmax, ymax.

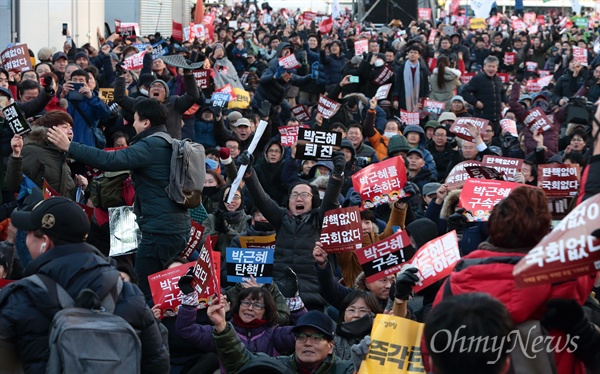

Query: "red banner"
<box><xmin>320</xmin><ymin>207</ymin><xmax>362</xmax><ymax>253</ymax></box>
<box><xmin>172</xmin><ymin>20</ymin><xmax>183</xmax><ymax>41</ymax></box>
<box><xmin>122</xmin><ymin>51</ymin><xmax>146</xmax><ymax>70</ymax></box>
<box><xmin>409</xmin><ymin>231</ymin><xmax>461</xmax><ymax>292</ymax></box>
<box><xmin>573</xmin><ymin>47</ymin><xmax>588</xmax><ymax>66</ymax></box>
<box><xmin>356</xmin><ymin>230</ymin><xmax>411</xmax><ymax>283</ymax></box>
<box><xmin>354</xmin><ymin>39</ymin><xmax>368</xmax><ymax>56</ymax></box>
<box><xmin>192</xmin><ymin>243</ymin><xmax>220</xmax><ymax>298</ymax></box>
<box><xmin>445</xmin><ymin>161</ymin><xmax>484</xmax><ymax>190</ymax></box>
<box><xmin>500</xmin><ymin>119</ymin><xmax>518</xmax><ymax>137</ymax></box>
<box><xmin>458</xmin><ymin>179</ymin><xmax>523</xmax><ymax>221</ymax></box>
<box><xmin>523</xmin><ymin>108</ymin><xmax>552</xmax><ymax>134</ymax></box>
<box><xmin>279</xmin><ymin>124</ymin><xmax>308</xmax><ymax>147</ymax></box>
<box><xmin>214</xmin><ymin>83</ymin><xmax>237</xmax><ymax>100</ymax></box>
<box><xmin>374</xmin><ymin>83</ymin><xmax>392</xmax><ymax>100</ymax></box>
<box><xmin>148</xmin><ymin>262</ymin><xmax>190</xmax><ymax>318</ymax></box>
<box><xmin>372</xmin><ymin>64</ymin><xmax>394</xmax><ymax>85</ymax></box>
<box><xmin>423</xmin><ymin>99</ymin><xmax>446</xmax><ymax>115</ymax></box>
<box><xmin>302</xmin><ymin>11</ymin><xmax>317</xmax><ymax>29</ymax></box>
<box><xmin>525</xmin><ymin>61</ymin><xmax>538</xmax><ymax>72</ymax></box>
<box><xmin>538</xmin><ymin>164</ymin><xmax>580</xmax><ymax>197</ymax></box>
<box><xmin>317</xmin><ymin>94</ymin><xmax>342</xmax><ymax>119</ymax></box>
<box><xmin>1</xmin><ymin>44</ymin><xmax>33</xmax><ymax>72</ymax></box>
<box><xmin>192</xmin><ymin>69</ymin><xmax>211</xmax><ymax>89</ymax></box>
<box><xmin>418</xmin><ymin>8</ymin><xmax>432</xmax><ymax>19</ymax></box>
<box><xmin>319</xmin><ymin>17</ymin><xmax>333</xmax><ymax>34</ymax></box>
<box><xmin>400</xmin><ymin>110</ymin><xmax>420</xmax><ymax>125</ymax></box>
<box><xmin>290</xmin><ymin>104</ymin><xmax>310</xmax><ymax>122</ymax></box>
<box><xmin>180</xmin><ymin>221</ymin><xmax>205</xmax><ymax>260</ymax></box>
<box><xmin>465</xmin><ymin>165</ymin><xmax>505</xmax><ymax>181</ymax></box>
<box><xmin>449</xmin><ymin>117</ymin><xmax>489</xmax><ymax>142</ymax></box>
<box><xmin>514</xmin><ymin>194</ymin><xmax>600</xmax><ymax>288</ymax></box>
<box><xmin>278</xmin><ymin>54</ymin><xmax>301</xmax><ymax>69</ymax></box>
<box><xmin>352</xmin><ymin>156</ymin><xmax>407</xmax><ymax>209</ymax></box>
<box><xmin>504</xmin><ymin>52</ymin><xmax>516</xmax><ymax>65</ymax></box>
<box><xmin>482</xmin><ymin>155</ymin><xmax>524</xmax><ymax>181</ymax></box>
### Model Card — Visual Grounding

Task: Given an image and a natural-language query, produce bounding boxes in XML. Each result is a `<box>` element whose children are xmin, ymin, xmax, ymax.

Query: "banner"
<box><xmin>279</xmin><ymin>124</ymin><xmax>309</xmax><ymax>147</ymax></box>
<box><xmin>302</xmin><ymin>11</ymin><xmax>317</xmax><ymax>29</ymax></box>
<box><xmin>122</xmin><ymin>50</ymin><xmax>145</xmax><ymax>70</ymax></box>
<box><xmin>514</xmin><ymin>194</ymin><xmax>600</xmax><ymax>288</ymax></box>
<box><xmin>148</xmin><ymin>262</ymin><xmax>190</xmax><ymax>318</ymax></box>
<box><xmin>319</xmin><ymin>17</ymin><xmax>333</xmax><ymax>34</ymax></box>
<box><xmin>523</xmin><ymin>108</ymin><xmax>552</xmax><ymax>134</ymax></box>
<box><xmin>211</xmin><ymin>92</ymin><xmax>231</xmax><ymax>108</ymax></box>
<box><xmin>423</xmin><ymin>99</ymin><xmax>445</xmax><ymax>115</ymax></box>
<box><xmin>192</xmin><ymin>244</ymin><xmax>220</xmax><ymax>298</ymax></box>
<box><xmin>356</xmin><ymin>230</ymin><xmax>411</xmax><ymax>283</ymax></box>
<box><xmin>354</xmin><ymin>39</ymin><xmax>368</xmax><ymax>56</ymax></box>
<box><xmin>500</xmin><ymin>119</ymin><xmax>518</xmax><ymax>137</ymax></box>
<box><xmin>465</xmin><ymin>165</ymin><xmax>505</xmax><ymax>181</ymax></box>
<box><xmin>290</xmin><ymin>104</ymin><xmax>311</xmax><ymax>122</ymax></box>
<box><xmin>2</xmin><ymin>103</ymin><xmax>31</xmax><ymax>135</ymax></box>
<box><xmin>525</xmin><ymin>75</ymin><xmax>553</xmax><ymax>93</ymax></box>
<box><xmin>179</xmin><ymin>220</ymin><xmax>205</xmax><ymax>260</ymax></box>
<box><xmin>409</xmin><ymin>231</ymin><xmax>461</xmax><ymax>292</ymax></box>
<box><xmin>317</xmin><ymin>94</ymin><xmax>342</xmax><ymax>119</ymax></box>
<box><xmin>320</xmin><ymin>207</ymin><xmax>362</xmax><ymax>253</ymax></box>
<box><xmin>214</xmin><ymin>83</ymin><xmax>237</xmax><ymax>100</ymax></box>
<box><xmin>470</xmin><ymin>18</ymin><xmax>486</xmax><ymax>29</ymax></box>
<box><xmin>239</xmin><ymin>234</ymin><xmax>277</xmax><ymax>249</ymax></box>
<box><xmin>418</xmin><ymin>8</ymin><xmax>432</xmax><ymax>19</ymax></box>
<box><xmin>458</xmin><ymin>179</ymin><xmax>523</xmax><ymax>221</ymax></box>
<box><xmin>449</xmin><ymin>117</ymin><xmax>489</xmax><ymax>142</ymax></box>
<box><xmin>399</xmin><ymin>110</ymin><xmax>420</xmax><ymax>125</ymax></box>
<box><xmin>172</xmin><ymin>20</ymin><xmax>183</xmax><ymax>41</ymax></box>
<box><xmin>192</xmin><ymin>69</ymin><xmax>211</xmax><ymax>89</ymax></box>
<box><xmin>1</xmin><ymin>44</ymin><xmax>33</xmax><ymax>72</ymax></box>
<box><xmin>445</xmin><ymin>161</ymin><xmax>484</xmax><ymax>189</ymax></box>
<box><xmin>373</xmin><ymin>83</ymin><xmax>392</xmax><ymax>100</ymax></box>
<box><xmin>524</xmin><ymin>12</ymin><xmax>536</xmax><ymax>24</ymax></box>
<box><xmin>525</xmin><ymin>61</ymin><xmax>538</xmax><ymax>72</ymax></box>
<box><xmin>538</xmin><ymin>164</ymin><xmax>580</xmax><ymax>197</ymax></box>
<box><xmin>482</xmin><ymin>155</ymin><xmax>523</xmax><ymax>181</ymax></box>
<box><xmin>279</xmin><ymin>54</ymin><xmax>301</xmax><ymax>69</ymax></box>
<box><xmin>227</xmin><ymin>88</ymin><xmax>250</xmax><ymax>110</ymax></box>
<box><xmin>372</xmin><ymin>65</ymin><xmax>394</xmax><ymax>85</ymax></box>
<box><xmin>296</xmin><ymin>128</ymin><xmax>342</xmax><ymax>160</ymax></box>
<box><xmin>573</xmin><ymin>46</ymin><xmax>588</xmax><ymax>66</ymax></box>
<box><xmin>352</xmin><ymin>156</ymin><xmax>407</xmax><ymax>209</ymax></box>
<box><xmin>109</xmin><ymin>206</ymin><xmax>142</xmax><ymax>256</ymax></box>
<box><xmin>226</xmin><ymin>248</ymin><xmax>274</xmax><ymax>283</ymax></box>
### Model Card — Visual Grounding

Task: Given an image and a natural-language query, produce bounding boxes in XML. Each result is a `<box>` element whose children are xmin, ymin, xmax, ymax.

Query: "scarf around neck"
<box><xmin>404</xmin><ymin>61</ymin><xmax>420</xmax><ymax>112</ymax></box>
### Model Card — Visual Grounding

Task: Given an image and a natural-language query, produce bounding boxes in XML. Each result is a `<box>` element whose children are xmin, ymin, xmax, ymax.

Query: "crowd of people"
<box><xmin>0</xmin><ymin>2</ymin><xmax>600</xmax><ymax>373</ymax></box>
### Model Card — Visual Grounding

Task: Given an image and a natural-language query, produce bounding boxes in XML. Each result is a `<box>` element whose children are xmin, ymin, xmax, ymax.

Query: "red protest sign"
<box><xmin>428</xmin><ymin>29</ymin><xmax>438</xmax><ymax>44</ymax></box>
<box><xmin>409</xmin><ymin>231</ymin><xmax>461</xmax><ymax>292</ymax></box>
<box><xmin>497</xmin><ymin>73</ymin><xmax>510</xmax><ymax>83</ymax></box>
<box><xmin>482</xmin><ymin>155</ymin><xmax>524</xmax><ymax>181</ymax></box>
<box><xmin>1</xmin><ymin>44</ymin><xmax>33</xmax><ymax>72</ymax></box>
<box><xmin>317</xmin><ymin>94</ymin><xmax>342</xmax><ymax>119</ymax></box>
<box><xmin>279</xmin><ymin>124</ymin><xmax>308</xmax><ymax>147</ymax></box>
<box><xmin>573</xmin><ymin>46</ymin><xmax>588</xmax><ymax>66</ymax></box>
<box><xmin>356</xmin><ymin>230</ymin><xmax>411</xmax><ymax>283</ymax></box>
<box><xmin>352</xmin><ymin>156</ymin><xmax>407</xmax><ymax>209</ymax></box>
<box><xmin>538</xmin><ymin>164</ymin><xmax>580</xmax><ymax>197</ymax></box>
<box><xmin>372</xmin><ymin>64</ymin><xmax>394</xmax><ymax>85</ymax></box>
<box><xmin>400</xmin><ymin>110</ymin><xmax>420</xmax><ymax>125</ymax></box>
<box><xmin>424</xmin><ymin>99</ymin><xmax>446</xmax><ymax>115</ymax></box>
<box><xmin>460</xmin><ymin>72</ymin><xmax>475</xmax><ymax>85</ymax></box>
<box><xmin>192</xmin><ymin>244</ymin><xmax>220</xmax><ymax>298</ymax></box>
<box><xmin>525</xmin><ymin>61</ymin><xmax>538</xmax><ymax>72</ymax></box>
<box><xmin>214</xmin><ymin>84</ymin><xmax>237</xmax><ymax>100</ymax></box>
<box><xmin>465</xmin><ymin>165</ymin><xmax>505</xmax><ymax>181</ymax></box>
<box><xmin>42</xmin><ymin>179</ymin><xmax>60</xmax><ymax>199</ymax></box>
<box><xmin>500</xmin><ymin>119</ymin><xmax>518</xmax><ymax>137</ymax></box>
<box><xmin>290</xmin><ymin>104</ymin><xmax>310</xmax><ymax>122</ymax></box>
<box><xmin>278</xmin><ymin>54</ymin><xmax>301</xmax><ymax>69</ymax></box>
<box><xmin>374</xmin><ymin>83</ymin><xmax>392</xmax><ymax>100</ymax></box>
<box><xmin>354</xmin><ymin>39</ymin><xmax>368</xmax><ymax>56</ymax></box>
<box><xmin>504</xmin><ymin>52</ymin><xmax>516</xmax><ymax>65</ymax></box>
<box><xmin>524</xmin><ymin>12</ymin><xmax>536</xmax><ymax>24</ymax></box>
<box><xmin>123</xmin><ymin>51</ymin><xmax>146</xmax><ymax>70</ymax></box>
<box><xmin>192</xmin><ymin>69</ymin><xmax>211</xmax><ymax>89</ymax></box>
<box><xmin>513</xmin><ymin>194</ymin><xmax>600</xmax><ymax>288</ymax></box>
<box><xmin>449</xmin><ymin>117</ymin><xmax>489</xmax><ymax>142</ymax></box>
<box><xmin>180</xmin><ymin>221</ymin><xmax>205</xmax><ymax>260</ymax></box>
<box><xmin>445</xmin><ymin>161</ymin><xmax>484</xmax><ymax>190</ymax></box>
<box><xmin>512</xmin><ymin>19</ymin><xmax>526</xmax><ymax>30</ymax></box>
<box><xmin>302</xmin><ymin>11</ymin><xmax>317</xmax><ymax>28</ymax></box>
<box><xmin>320</xmin><ymin>207</ymin><xmax>362</xmax><ymax>253</ymax></box>
<box><xmin>458</xmin><ymin>178</ymin><xmax>523</xmax><ymax>221</ymax></box>
<box><xmin>539</xmin><ymin>70</ymin><xmax>551</xmax><ymax>77</ymax></box>
<box><xmin>172</xmin><ymin>20</ymin><xmax>183</xmax><ymax>41</ymax></box>
<box><xmin>148</xmin><ymin>262</ymin><xmax>189</xmax><ymax>318</ymax></box>
<box><xmin>523</xmin><ymin>108</ymin><xmax>552</xmax><ymax>134</ymax></box>
<box><xmin>319</xmin><ymin>17</ymin><xmax>333</xmax><ymax>34</ymax></box>
<box><xmin>418</xmin><ymin>8</ymin><xmax>432</xmax><ymax>19</ymax></box>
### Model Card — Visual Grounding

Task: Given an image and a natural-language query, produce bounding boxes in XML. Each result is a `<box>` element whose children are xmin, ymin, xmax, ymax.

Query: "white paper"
<box><xmin>109</xmin><ymin>206</ymin><xmax>142</xmax><ymax>256</ymax></box>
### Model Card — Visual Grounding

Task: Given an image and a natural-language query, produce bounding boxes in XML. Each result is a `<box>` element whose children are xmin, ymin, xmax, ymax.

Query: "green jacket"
<box><xmin>213</xmin><ymin>323</ymin><xmax>355</xmax><ymax>374</ymax></box>
<box><xmin>68</xmin><ymin>125</ymin><xmax>190</xmax><ymax>235</ymax></box>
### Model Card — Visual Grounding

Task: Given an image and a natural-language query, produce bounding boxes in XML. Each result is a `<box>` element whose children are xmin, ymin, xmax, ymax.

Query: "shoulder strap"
<box><xmin>28</xmin><ymin>274</ymin><xmax>74</xmax><ymax>309</ymax></box>
<box><xmin>149</xmin><ymin>132</ymin><xmax>173</xmax><ymax>143</ymax></box>
<box><xmin>70</xmin><ymin>101</ymin><xmax>94</xmax><ymax>129</ymax></box>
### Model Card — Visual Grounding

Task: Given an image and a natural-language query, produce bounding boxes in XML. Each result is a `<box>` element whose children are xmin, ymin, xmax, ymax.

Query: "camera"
<box><xmin>565</xmin><ymin>96</ymin><xmax>596</xmax><ymax>128</ymax></box>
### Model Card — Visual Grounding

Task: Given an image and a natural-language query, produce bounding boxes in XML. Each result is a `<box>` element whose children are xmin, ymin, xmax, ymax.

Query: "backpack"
<box><xmin>27</xmin><ymin>274</ymin><xmax>142</xmax><ymax>374</ymax></box>
<box><xmin>90</xmin><ymin>170</ymin><xmax>132</xmax><ymax>209</ymax></box>
<box><xmin>151</xmin><ymin>132</ymin><xmax>206</xmax><ymax>208</ymax></box>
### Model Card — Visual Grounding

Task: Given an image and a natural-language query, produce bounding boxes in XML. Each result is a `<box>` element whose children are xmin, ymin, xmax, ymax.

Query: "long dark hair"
<box><xmin>436</xmin><ymin>56</ymin><xmax>450</xmax><ymax>90</ymax></box>
<box><xmin>232</xmin><ymin>287</ymin><xmax>278</xmax><ymax>326</ymax></box>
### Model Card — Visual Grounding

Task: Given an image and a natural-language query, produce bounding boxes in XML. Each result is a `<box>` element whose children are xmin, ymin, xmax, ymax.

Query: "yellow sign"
<box><xmin>239</xmin><ymin>234</ymin><xmax>276</xmax><ymax>249</ymax></box>
<box><xmin>98</xmin><ymin>88</ymin><xmax>115</xmax><ymax>104</ymax></box>
<box><xmin>358</xmin><ymin>314</ymin><xmax>425</xmax><ymax>374</ymax></box>
<box><xmin>227</xmin><ymin>87</ymin><xmax>250</xmax><ymax>109</ymax></box>
<box><xmin>470</xmin><ymin>18</ymin><xmax>486</xmax><ymax>30</ymax></box>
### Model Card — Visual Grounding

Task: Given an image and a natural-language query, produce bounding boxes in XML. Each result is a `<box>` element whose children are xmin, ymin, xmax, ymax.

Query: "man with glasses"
<box><xmin>428</xmin><ymin>125</ymin><xmax>459</xmax><ymax>182</ymax></box>
<box><xmin>207</xmin><ymin>305</ymin><xmax>355</xmax><ymax>373</ymax></box>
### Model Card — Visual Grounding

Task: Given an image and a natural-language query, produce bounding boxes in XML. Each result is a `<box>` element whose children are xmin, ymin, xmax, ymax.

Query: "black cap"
<box><xmin>11</xmin><ymin>197</ymin><xmax>90</xmax><ymax>243</ymax></box>
<box><xmin>292</xmin><ymin>310</ymin><xmax>336</xmax><ymax>339</ymax></box>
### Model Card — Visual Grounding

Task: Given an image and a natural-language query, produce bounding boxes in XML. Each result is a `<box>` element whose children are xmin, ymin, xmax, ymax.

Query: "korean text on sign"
<box><xmin>226</xmin><ymin>248</ymin><xmax>274</xmax><ymax>284</ymax></box>
<box><xmin>122</xmin><ymin>51</ymin><xmax>146</xmax><ymax>70</ymax></box>
<box><xmin>356</xmin><ymin>230</ymin><xmax>411</xmax><ymax>283</ymax></box>
<box><xmin>458</xmin><ymin>178</ymin><xmax>522</xmax><ymax>221</ymax></box>
<box><xmin>148</xmin><ymin>262</ymin><xmax>190</xmax><ymax>318</ymax></box>
<box><xmin>352</xmin><ymin>156</ymin><xmax>407</xmax><ymax>209</ymax></box>
<box><xmin>2</xmin><ymin>102</ymin><xmax>31</xmax><ymax>135</ymax></box>
<box><xmin>408</xmin><ymin>231</ymin><xmax>460</xmax><ymax>292</ymax></box>
<box><xmin>279</xmin><ymin>124</ymin><xmax>308</xmax><ymax>147</ymax></box>
<box><xmin>192</xmin><ymin>246</ymin><xmax>220</xmax><ymax>298</ymax></box>
<box><xmin>1</xmin><ymin>44</ymin><xmax>32</xmax><ymax>72</ymax></box>
<box><xmin>449</xmin><ymin>117</ymin><xmax>489</xmax><ymax>142</ymax></box>
<box><xmin>320</xmin><ymin>206</ymin><xmax>362</xmax><ymax>253</ymax></box>
<box><xmin>482</xmin><ymin>155</ymin><xmax>523</xmax><ymax>181</ymax></box>
<box><xmin>296</xmin><ymin>128</ymin><xmax>341</xmax><ymax>160</ymax></box>
<box><xmin>317</xmin><ymin>94</ymin><xmax>342</xmax><ymax>119</ymax></box>
<box><xmin>179</xmin><ymin>220</ymin><xmax>205</xmax><ymax>260</ymax></box>
<box><xmin>400</xmin><ymin>110</ymin><xmax>420</xmax><ymax>125</ymax></box>
<box><xmin>192</xmin><ymin>69</ymin><xmax>210</xmax><ymax>89</ymax></box>
<box><xmin>537</xmin><ymin>164</ymin><xmax>579</xmax><ymax>197</ymax></box>
<box><xmin>445</xmin><ymin>160</ymin><xmax>483</xmax><ymax>190</ymax></box>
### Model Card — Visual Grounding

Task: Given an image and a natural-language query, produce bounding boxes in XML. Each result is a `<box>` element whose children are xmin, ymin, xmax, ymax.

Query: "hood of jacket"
<box><xmin>23</xmin><ymin>126</ymin><xmax>51</xmax><ymax>147</ymax></box>
<box><xmin>343</xmin><ymin>92</ymin><xmax>369</xmax><ymax>113</ymax></box>
<box><xmin>440</xmin><ymin>189</ymin><xmax>462</xmax><ymax>219</ymax></box>
<box><xmin>406</xmin><ymin>218</ymin><xmax>439</xmax><ymax>248</ymax></box>
<box><xmin>276</xmin><ymin>42</ymin><xmax>294</xmax><ymax>58</ymax></box>
<box><xmin>262</xmin><ymin>139</ymin><xmax>284</xmax><ymax>162</ymax></box>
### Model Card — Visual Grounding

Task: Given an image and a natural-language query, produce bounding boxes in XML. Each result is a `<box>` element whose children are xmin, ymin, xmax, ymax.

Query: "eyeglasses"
<box><xmin>290</xmin><ymin>192</ymin><xmax>313</xmax><ymax>199</ymax></box>
<box><xmin>240</xmin><ymin>299</ymin><xmax>265</xmax><ymax>310</ymax></box>
<box><xmin>571</xmin><ymin>137</ymin><xmax>584</xmax><ymax>142</ymax></box>
<box><xmin>345</xmin><ymin>308</ymin><xmax>371</xmax><ymax>317</ymax></box>
<box><xmin>267</xmin><ymin>149</ymin><xmax>282</xmax><ymax>154</ymax></box>
<box><xmin>225</xmin><ymin>195</ymin><xmax>241</xmax><ymax>202</ymax></box>
<box><xmin>434</xmin><ymin>133</ymin><xmax>446</xmax><ymax>137</ymax></box>
<box><xmin>226</xmin><ymin>145</ymin><xmax>239</xmax><ymax>150</ymax></box>
<box><xmin>294</xmin><ymin>332</ymin><xmax>326</xmax><ymax>343</ymax></box>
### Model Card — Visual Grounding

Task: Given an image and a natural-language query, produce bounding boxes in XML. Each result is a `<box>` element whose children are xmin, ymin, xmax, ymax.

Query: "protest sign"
<box><xmin>460</xmin><ymin>72</ymin><xmax>475</xmax><ymax>85</ymax></box>
<box><xmin>302</xmin><ymin>11</ymin><xmax>317</xmax><ymax>28</ymax></box>
<box><xmin>573</xmin><ymin>46</ymin><xmax>588</xmax><ymax>66</ymax></box>
<box><xmin>148</xmin><ymin>262</ymin><xmax>189</xmax><ymax>318</ymax></box>
<box><xmin>538</xmin><ymin>164</ymin><xmax>580</xmax><ymax>197</ymax></box>
<box><xmin>449</xmin><ymin>117</ymin><xmax>489</xmax><ymax>142</ymax></box>
<box><xmin>279</xmin><ymin>53</ymin><xmax>301</xmax><ymax>69</ymax></box>
<box><xmin>409</xmin><ymin>231</ymin><xmax>460</xmax><ymax>292</ymax></box>
<box><xmin>211</xmin><ymin>92</ymin><xmax>231</xmax><ymax>108</ymax></box>
<box><xmin>319</xmin><ymin>17</ymin><xmax>333</xmax><ymax>34</ymax></box>
<box><xmin>228</xmin><ymin>88</ymin><xmax>250</xmax><ymax>110</ymax></box>
<box><xmin>226</xmin><ymin>248</ymin><xmax>274</xmax><ymax>283</ymax></box>
<box><xmin>445</xmin><ymin>161</ymin><xmax>484</xmax><ymax>190</ymax></box>
<box><xmin>1</xmin><ymin>44</ymin><xmax>32</xmax><ymax>72</ymax></box>
<box><xmin>525</xmin><ymin>75</ymin><xmax>553</xmax><ymax>93</ymax></box>
<box><xmin>2</xmin><ymin>102</ymin><xmax>31</xmax><ymax>135</ymax></box>
<box><xmin>372</xmin><ymin>65</ymin><xmax>394</xmax><ymax>85</ymax></box>
<box><xmin>465</xmin><ymin>165</ymin><xmax>505</xmax><ymax>181</ymax></box>
<box><xmin>418</xmin><ymin>8</ymin><xmax>431</xmax><ymax>19</ymax></box>
<box><xmin>512</xmin><ymin>19</ymin><xmax>526</xmax><ymax>31</ymax></box>
<box><xmin>523</xmin><ymin>108</ymin><xmax>552</xmax><ymax>134</ymax></box>
<box><xmin>279</xmin><ymin>124</ymin><xmax>308</xmax><ymax>147</ymax></box>
<box><xmin>497</xmin><ymin>73</ymin><xmax>510</xmax><ymax>83</ymax></box>
<box><xmin>356</xmin><ymin>230</ymin><xmax>411</xmax><ymax>282</ymax></box>
<box><xmin>109</xmin><ymin>206</ymin><xmax>141</xmax><ymax>256</ymax></box>
<box><xmin>352</xmin><ymin>156</ymin><xmax>407</xmax><ymax>209</ymax></box>
<box><xmin>423</xmin><ymin>99</ymin><xmax>445</xmax><ymax>115</ymax></box>
<box><xmin>179</xmin><ymin>220</ymin><xmax>205</xmax><ymax>260</ymax></box>
<box><xmin>575</xmin><ymin>17</ymin><xmax>589</xmax><ymax>28</ymax></box>
<box><xmin>428</xmin><ymin>29</ymin><xmax>437</xmax><ymax>44</ymax></box>
<box><xmin>239</xmin><ymin>234</ymin><xmax>277</xmax><ymax>249</ymax></box>
<box><xmin>524</xmin><ymin>12</ymin><xmax>536</xmax><ymax>24</ymax></box>
<box><xmin>320</xmin><ymin>207</ymin><xmax>362</xmax><ymax>253</ymax></box>
<box><xmin>528</xmin><ymin>24</ymin><xmax>539</xmax><ymax>35</ymax></box>
<box><xmin>98</xmin><ymin>88</ymin><xmax>116</xmax><ymax>104</ymax></box>
<box><xmin>504</xmin><ymin>52</ymin><xmax>516</xmax><ymax>65</ymax></box>
<box><xmin>358</xmin><ymin>314</ymin><xmax>425</xmax><ymax>374</ymax></box>
<box><xmin>539</xmin><ymin>70</ymin><xmax>551</xmax><ymax>78</ymax></box>
<box><xmin>500</xmin><ymin>119</ymin><xmax>518</xmax><ymax>137</ymax></box>
<box><xmin>151</xmin><ymin>40</ymin><xmax>168</xmax><ymax>59</ymax></box>
<box><xmin>482</xmin><ymin>155</ymin><xmax>523</xmax><ymax>181</ymax></box>
<box><xmin>373</xmin><ymin>83</ymin><xmax>392</xmax><ymax>100</ymax></box>
<box><xmin>514</xmin><ymin>194</ymin><xmax>600</xmax><ymax>288</ymax></box>
<box><xmin>296</xmin><ymin>128</ymin><xmax>342</xmax><ymax>160</ymax></box>
<box><xmin>192</xmin><ymin>244</ymin><xmax>220</xmax><ymax>298</ymax></box>
<box><xmin>290</xmin><ymin>104</ymin><xmax>311</xmax><ymax>122</ymax></box>
<box><xmin>317</xmin><ymin>94</ymin><xmax>342</xmax><ymax>119</ymax></box>
<box><xmin>192</xmin><ymin>69</ymin><xmax>210</xmax><ymax>89</ymax></box>
<box><xmin>470</xmin><ymin>18</ymin><xmax>486</xmax><ymax>29</ymax></box>
<box><xmin>354</xmin><ymin>39</ymin><xmax>368</xmax><ymax>56</ymax></box>
<box><xmin>214</xmin><ymin>83</ymin><xmax>237</xmax><ymax>100</ymax></box>
<box><xmin>399</xmin><ymin>110</ymin><xmax>420</xmax><ymax>125</ymax></box>
<box><xmin>172</xmin><ymin>20</ymin><xmax>183</xmax><ymax>41</ymax></box>
<box><xmin>122</xmin><ymin>51</ymin><xmax>145</xmax><ymax>70</ymax></box>
<box><xmin>525</xmin><ymin>61</ymin><xmax>538</xmax><ymax>72</ymax></box>
<box><xmin>458</xmin><ymin>178</ymin><xmax>523</xmax><ymax>221</ymax></box>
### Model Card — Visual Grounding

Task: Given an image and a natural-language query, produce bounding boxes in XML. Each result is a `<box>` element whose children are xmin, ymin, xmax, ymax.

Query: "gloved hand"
<box><xmin>276</xmin><ymin>267</ymin><xmax>299</xmax><ymax>298</ymax></box>
<box><xmin>447</xmin><ymin>208</ymin><xmax>472</xmax><ymax>234</ymax></box>
<box><xmin>400</xmin><ymin>182</ymin><xmax>417</xmax><ymax>202</ymax></box>
<box><xmin>42</xmin><ymin>75</ymin><xmax>55</xmax><ymax>94</ymax></box>
<box><xmin>351</xmin><ymin>335</ymin><xmax>371</xmax><ymax>371</ymax></box>
<box><xmin>332</xmin><ymin>151</ymin><xmax>346</xmax><ymax>177</ymax></box>
<box><xmin>258</xmin><ymin>100</ymin><xmax>271</xmax><ymax>118</ymax></box>
<box><xmin>311</xmin><ymin>61</ymin><xmax>319</xmax><ymax>79</ymax></box>
<box><xmin>275</xmin><ymin>65</ymin><xmax>285</xmax><ymax>79</ymax></box>
<box><xmin>218</xmin><ymin>147</ymin><xmax>230</xmax><ymax>161</ymax></box>
<box><xmin>237</xmin><ymin>150</ymin><xmax>254</xmax><ymax>169</ymax></box>
<box><xmin>178</xmin><ymin>266</ymin><xmax>196</xmax><ymax>295</ymax></box>
<box><xmin>115</xmin><ymin>61</ymin><xmax>126</xmax><ymax>76</ymax></box>
<box><xmin>394</xmin><ymin>267</ymin><xmax>419</xmax><ymax>300</ymax></box>
<box><xmin>214</xmin><ymin>209</ymin><xmax>230</xmax><ymax>233</ymax></box>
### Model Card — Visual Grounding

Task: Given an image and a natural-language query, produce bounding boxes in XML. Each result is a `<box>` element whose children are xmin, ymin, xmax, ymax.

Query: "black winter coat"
<box><xmin>461</xmin><ymin>72</ymin><xmax>508</xmax><ymax>124</ymax></box>
<box><xmin>0</xmin><ymin>243</ymin><xmax>169</xmax><ymax>374</ymax></box>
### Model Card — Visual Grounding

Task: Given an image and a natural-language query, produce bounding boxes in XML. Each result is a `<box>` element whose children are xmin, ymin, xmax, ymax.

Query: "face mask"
<box><xmin>340</xmin><ymin>313</ymin><xmax>374</xmax><ymax>337</ymax></box>
<box><xmin>384</xmin><ymin>131</ymin><xmax>397</xmax><ymax>138</ymax></box>
<box><xmin>254</xmin><ymin>221</ymin><xmax>274</xmax><ymax>232</ymax></box>
<box><xmin>203</xmin><ymin>186</ymin><xmax>219</xmax><ymax>197</ymax></box>
<box><xmin>139</xmin><ymin>88</ymin><xmax>148</xmax><ymax>96</ymax></box>
<box><xmin>374</xmin><ymin>59</ymin><xmax>384</xmax><ymax>67</ymax></box>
